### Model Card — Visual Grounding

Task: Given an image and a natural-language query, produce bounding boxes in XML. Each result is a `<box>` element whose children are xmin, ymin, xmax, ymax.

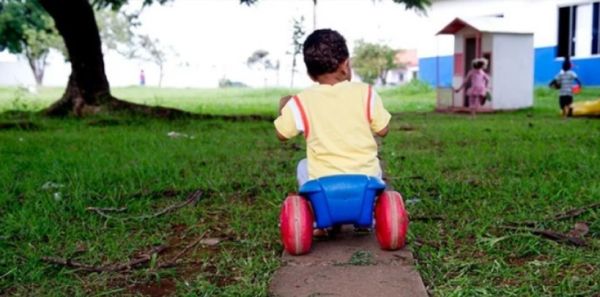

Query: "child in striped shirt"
<box><xmin>553</xmin><ymin>60</ymin><xmax>582</xmax><ymax>118</ymax></box>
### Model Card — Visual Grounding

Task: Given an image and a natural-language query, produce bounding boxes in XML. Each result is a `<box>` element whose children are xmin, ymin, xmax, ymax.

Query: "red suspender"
<box><xmin>293</xmin><ymin>96</ymin><xmax>310</xmax><ymax>139</ymax></box>
<box><xmin>366</xmin><ymin>85</ymin><xmax>373</xmax><ymax>123</ymax></box>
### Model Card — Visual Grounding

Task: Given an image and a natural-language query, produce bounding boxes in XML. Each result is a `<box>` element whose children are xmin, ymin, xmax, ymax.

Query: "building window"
<box><xmin>593</xmin><ymin>2</ymin><xmax>599</xmax><ymax>54</ymax></box>
<box><xmin>557</xmin><ymin>5</ymin><xmax>577</xmax><ymax>57</ymax></box>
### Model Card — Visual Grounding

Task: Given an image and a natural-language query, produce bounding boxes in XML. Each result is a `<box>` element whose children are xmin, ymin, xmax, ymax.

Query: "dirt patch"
<box><xmin>202</xmin><ymin>263</ymin><xmax>239</xmax><ymax>287</ymax></box>
<box><xmin>506</xmin><ymin>254</ymin><xmax>551</xmax><ymax>267</ymax></box>
<box><xmin>0</xmin><ymin>120</ymin><xmax>42</xmax><ymax>131</ymax></box>
<box><xmin>498</xmin><ymin>277</ymin><xmax>522</xmax><ymax>287</ymax></box>
<box><xmin>128</xmin><ymin>278</ymin><xmax>177</xmax><ymax>297</ymax></box>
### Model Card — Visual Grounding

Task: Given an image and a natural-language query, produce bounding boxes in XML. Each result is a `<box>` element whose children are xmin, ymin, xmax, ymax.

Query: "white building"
<box><xmin>419</xmin><ymin>0</ymin><xmax>600</xmax><ymax>87</ymax></box>
<box><xmin>436</xmin><ymin>17</ymin><xmax>534</xmax><ymax>111</ymax></box>
<box><xmin>385</xmin><ymin>49</ymin><xmax>419</xmax><ymax>86</ymax></box>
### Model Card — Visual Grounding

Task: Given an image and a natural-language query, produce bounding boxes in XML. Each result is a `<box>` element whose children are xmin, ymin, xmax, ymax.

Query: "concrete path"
<box><xmin>269</xmin><ymin>227</ymin><xmax>428</xmax><ymax>297</ymax></box>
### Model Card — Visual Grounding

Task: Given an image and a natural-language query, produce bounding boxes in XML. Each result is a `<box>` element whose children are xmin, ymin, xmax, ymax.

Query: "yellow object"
<box><xmin>274</xmin><ymin>81</ymin><xmax>391</xmax><ymax>179</ymax></box>
<box><xmin>571</xmin><ymin>98</ymin><xmax>600</xmax><ymax>117</ymax></box>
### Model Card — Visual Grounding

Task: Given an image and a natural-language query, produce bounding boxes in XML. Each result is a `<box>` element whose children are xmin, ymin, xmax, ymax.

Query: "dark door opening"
<box><xmin>557</xmin><ymin>6</ymin><xmax>577</xmax><ymax>57</ymax></box>
<box><xmin>464</xmin><ymin>37</ymin><xmax>476</xmax><ymax>107</ymax></box>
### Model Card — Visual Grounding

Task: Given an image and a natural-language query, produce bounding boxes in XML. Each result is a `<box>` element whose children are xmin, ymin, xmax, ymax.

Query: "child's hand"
<box><xmin>278</xmin><ymin>95</ymin><xmax>293</xmax><ymax>115</ymax></box>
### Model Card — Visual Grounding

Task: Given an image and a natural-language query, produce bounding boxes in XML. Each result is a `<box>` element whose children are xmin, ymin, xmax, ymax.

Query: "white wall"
<box><xmin>575</xmin><ymin>3</ymin><xmax>594</xmax><ymax>58</ymax></box>
<box><xmin>491</xmin><ymin>34</ymin><xmax>534</xmax><ymax>109</ymax></box>
<box><xmin>420</xmin><ymin>0</ymin><xmax>593</xmax><ymax>58</ymax></box>
<box><xmin>384</xmin><ymin>66</ymin><xmax>419</xmax><ymax>85</ymax></box>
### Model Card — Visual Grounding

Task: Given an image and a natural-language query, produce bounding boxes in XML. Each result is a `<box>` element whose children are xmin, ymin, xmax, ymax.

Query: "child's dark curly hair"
<box><xmin>303</xmin><ymin>29</ymin><xmax>349</xmax><ymax>78</ymax></box>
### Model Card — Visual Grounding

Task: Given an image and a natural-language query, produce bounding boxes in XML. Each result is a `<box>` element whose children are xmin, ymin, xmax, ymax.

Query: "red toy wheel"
<box><xmin>280</xmin><ymin>195</ymin><xmax>313</xmax><ymax>255</ymax></box>
<box><xmin>375</xmin><ymin>191</ymin><xmax>409</xmax><ymax>250</ymax></box>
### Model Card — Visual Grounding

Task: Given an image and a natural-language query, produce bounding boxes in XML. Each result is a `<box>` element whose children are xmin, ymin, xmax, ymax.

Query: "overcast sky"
<box><xmin>1</xmin><ymin>0</ymin><xmax>431</xmax><ymax>87</ymax></box>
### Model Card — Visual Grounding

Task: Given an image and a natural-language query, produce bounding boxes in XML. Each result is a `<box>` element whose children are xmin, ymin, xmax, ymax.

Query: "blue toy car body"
<box><xmin>299</xmin><ymin>174</ymin><xmax>386</xmax><ymax>229</ymax></box>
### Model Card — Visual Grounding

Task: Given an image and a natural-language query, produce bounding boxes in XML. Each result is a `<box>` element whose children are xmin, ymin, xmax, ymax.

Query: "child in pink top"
<box><xmin>456</xmin><ymin>58</ymin><xmax>489</xmax><ymax>115</ymax></box>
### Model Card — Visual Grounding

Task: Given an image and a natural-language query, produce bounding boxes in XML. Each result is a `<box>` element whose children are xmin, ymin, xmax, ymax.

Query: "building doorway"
<box><xmin>464</xmin><ymin>37</ymin><xmax>477</xmax><ymax>107</ymax></box>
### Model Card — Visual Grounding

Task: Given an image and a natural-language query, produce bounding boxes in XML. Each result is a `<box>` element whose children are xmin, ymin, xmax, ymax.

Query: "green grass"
<box><xmin>1</xmin><ymin>85</ymin><xmax>599</xmax><ymax>296</ymax></box>
<box><xmin>0</xmin><ymin>81</ymin><xmax>436</xmax><ymax>115</ymax></box>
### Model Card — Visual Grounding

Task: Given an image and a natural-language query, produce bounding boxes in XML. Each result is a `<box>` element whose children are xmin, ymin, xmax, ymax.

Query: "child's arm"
<box><xmin>575</xmin><ymin>78</ymin><xmax>582</xmax><ymax>86</ymax></box>
<box><xmin>369</xmin><ymin>88</ymin><xmax>391</xmax><ymax>137</ymax></box>
<box><xmin>455</xmin><ymin>71</ymin><xmax>471</xmax><ymax>92</ymax></box>
<box><xmin>278</xmin><ymin>95</ymin><xmax>293</xmax><ymax>115</ymax></box>
<box><xmin>375</xmin><ymin>125</ymin><xmax>389</xmax><ymax>137</ymax></box>
<box><xmin>274</xmin><ymin>95</ymin><xmax>301</xmax><ymax>141</ymax></box>
<box><xmin>276</xmin><ymin>131</ymin><xmax>288</xmax><ymax>141</ymax></box>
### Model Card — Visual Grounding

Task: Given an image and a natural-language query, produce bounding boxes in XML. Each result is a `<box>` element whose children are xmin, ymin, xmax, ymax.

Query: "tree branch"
<box><xmin>514</xmin><ymin>202</ymin><xmax>600</xmax><ymax>227</ymax></box>
<box><xmin>157</xmin><ymin>231</ymin><xmax>208</xmax><ymax>269</ymax></box>
<box><xmin>42</xmin><ymin>245</ymin><xmax>168</xmax><ymax>272</ymax></box>
<box><xmin>498</xmin><ymin>225</ymin><xmax>587</xmax><ymax>247</ymax></box>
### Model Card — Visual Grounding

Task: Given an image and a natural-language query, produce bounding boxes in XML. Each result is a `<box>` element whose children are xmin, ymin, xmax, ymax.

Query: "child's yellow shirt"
<box><xmin>274</xmin><ymin>81</ymin><xmax>391</xmax><ymax>180</ymax></box>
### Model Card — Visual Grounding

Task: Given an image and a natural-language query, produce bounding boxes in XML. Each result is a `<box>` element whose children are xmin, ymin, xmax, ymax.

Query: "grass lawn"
<box><xmin>0</xmin><ymin>84</ymin><xmax>599</xmax><ymax>296</ymax></box>
<box><xmin>0</xmin><ymin>81</ymin><xmax>436</xmax><ymax>116</ymax></box>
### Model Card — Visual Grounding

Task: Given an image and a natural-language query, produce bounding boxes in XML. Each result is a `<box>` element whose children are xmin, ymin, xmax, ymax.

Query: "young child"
<box><xmin>553</xmin><ymin>59</ymin><xmax>582</xmax><ymax>118</ymax></box>
<box><xmin>455</xmin><ymin>58</ymin><xmax>489</xmax><ymax>116</ymax></box>
<box><xmin>274</xmin><ymin>29</ymin><xmax>391</xmax><ymax>235</ymax></box>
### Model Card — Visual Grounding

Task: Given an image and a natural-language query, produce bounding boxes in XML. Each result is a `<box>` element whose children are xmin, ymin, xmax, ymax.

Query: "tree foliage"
<box><xmin>91</xmin><ymin>0</ymin><xmax>257</xmax><ymax>10</ymax></box>
<box><xmin>95</xmin><ymin>9</ymin><xmax>137</xmax><ymax>56</ymax></box>
<box><xmin>0</xmin><ymin>0</ymin><xmax>140</xmax><ymax>86</ymax></box>
<box><xmin>352</xmin><ymin>40</ymin><xmax>397</xmax><ymax>85</ymax></box>
<box><xmin>247</xmin><ymin>49</ymin><xmax>279</xmax><ymax>87</ymax></box>
<box><xmin>290</xmin><ymin>15</ymin><xmax>305</xmax><ymax>87</ymax></box>
<box><xmin>0</xmin><ymin>0</ymin><xmax>63</xmax><ymax>85</ymax></box>
<box><xmin>134</xmin><ymin>35</ymin><xmax>169</xmax><ymax>87</ymax></box>
<box><xmin>2</xmin><ymin>0</ymin><xmax>430</xmax><ymax>116</ymax></box>
<box><xmin>391</xmin><ymin>0</ymin><xmax>430</xmax><ymax>11</ymax></box>
<box><xmin>247</xmin><ymin>49</ymin><xmax>274</xmax><ymax>69</ymax></box>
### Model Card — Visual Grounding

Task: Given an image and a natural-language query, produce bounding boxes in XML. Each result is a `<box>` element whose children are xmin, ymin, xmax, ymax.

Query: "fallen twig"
<box><xmin>42</xmin><ymin>245</ymin><xmax>168</xmax><ymax>272</ymax></box>
<box><xmin>514</xmin><ymin>202</ymin><xmax>600</xmax><ymax>227</ymax></box>
<box><xmin>86</xmin><ymin>206</ymin><xmax>127</xmax><ymax>213</ymax></box>
<box><xmin>89</xmin><ymin>190</ymin><xmax>202</xmax><ymax>221</ymax></box>
<box><xmin>157</xmin><ymin>231</ymin><xmax>208</xmax><ymax>268</ymax></box>
<box><xmin>552</xmin><ymin>202</ymin><xmax>600</xmax><ymax>221</ymax></box>
<box><xmin>498</xmin><ymin>225</ymin><xmax>586</xmax><ymax>247</ymax></box>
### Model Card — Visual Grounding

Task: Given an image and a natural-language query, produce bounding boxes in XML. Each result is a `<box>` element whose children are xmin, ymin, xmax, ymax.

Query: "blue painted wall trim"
<box><xmin>419</xmin><ymin>46</ymin><xmax>600</xmax><ymax>87</ymax></box>
<box><xmin>418</xmin><ymin>55</ymin><xmax>453</xmax><ymax>87</ymax></box>
<box><xmin>535</xmin><ymin>46</ymin><xmax>600</xmax><ymax>85</ymax></box>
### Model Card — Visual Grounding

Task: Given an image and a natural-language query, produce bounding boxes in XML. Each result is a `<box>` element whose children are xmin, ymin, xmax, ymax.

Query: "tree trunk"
<box><xmin>379</xmin><ymin>70</ymin><xmax>388</xmax><ymax>86</ymax></box>
<box><xmin>38</xmin><ymin>0</ymin><xmax>186</xmax><ymax>117</ymax></box>
<box><xmin>38</xmin><ymin>0</ymin><xmax>110</xmax><ymax>116</ymax></box>
<box><xmin>290</xmin><ymin>55</ymin><xmax>297</xmax><ymax>88</ymax></box>
<box><xmin>24</xmin><ymin>49</ymin><xmax>47</xmax><ymax>87</ymax></box>
<box><xmin>312</xmin><ymin>0</ymin><xmax>317</xmax><ymax>30</ymax></box>
<box><xmin>158</xmin><ymin>64</ymin><xmax>164</xmax><ymax>88</ymax></box>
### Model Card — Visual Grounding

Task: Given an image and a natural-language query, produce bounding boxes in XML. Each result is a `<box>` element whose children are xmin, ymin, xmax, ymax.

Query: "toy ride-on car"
<box><xmin>279</xmin><ymin>174</ymin><xmax>409</xmax><ymax>255</ymax></box>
